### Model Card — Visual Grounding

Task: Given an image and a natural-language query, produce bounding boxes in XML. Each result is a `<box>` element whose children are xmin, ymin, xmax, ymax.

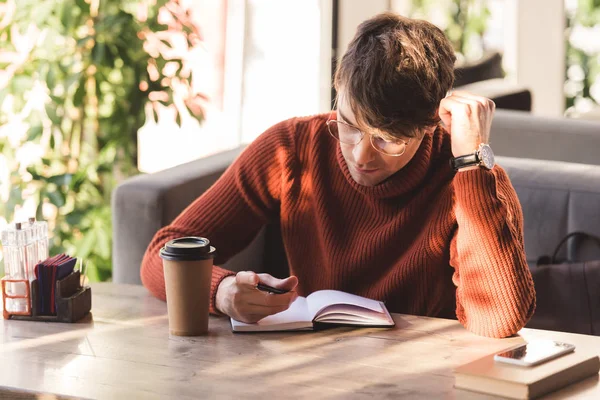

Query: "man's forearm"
<box><xmin>450</xmin><ymin>167</ymin><xmax>535</xmax><ymax>338</ymax></box>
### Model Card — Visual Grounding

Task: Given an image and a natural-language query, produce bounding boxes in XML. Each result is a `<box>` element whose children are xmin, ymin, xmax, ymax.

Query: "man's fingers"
<box><xmin>251</xmin><ymin>289</ymin><xmax>298</xmax><ymax>307</ymax></box>
<box><xmin>235</xmin><ymin>271</ymin><xmax>260</xmax><ymax>287</ymax></box>
<box><xmin>442</xmin><ymin>95</ymin><xmax>479</xmax><ymax>115</ymax></box>
<box><xmin>235</xmin><ymin>313</ymin><xmax>271</xmax><ymax>324</ymax></box>
<box><xmin>237</xmin><ymin>303</ymin><xmax>293</xmax><ymax>321</ymax></box>
<box><xmin>245</xmin><ymin>301</ymin><xmax>294</xmax><ymax>313</ymax></box>
<box><xmin>450</xmin><ymin>90</ymin><xmax>487</xmax><ymax>104</ymax></box>
<box><xmin>441</xmin><ymin>95</ymin><xmax>491</xmax><ymax>123</ymax></box>
<box><xmin>438</xmin><ymin>99</ymin><xmax>453</xmax><ymax>129</ymax></box>
<box><xmin>236</xmin><ymin>307</ymin><xmax>291</xmax><ymax>323</ymax></box>
<box><xmin>440</xmin><ymin>96</ymin><xmax>471</xmax><ymax>121</ymax></box>
<box><xmin>258</xmin><ymin>274</ymin><xmax>299</xmax><ymax>291</ymax></box>
<box><xmin>448</xmin><ymin>91</ymin><xmax>495</xmax><ymax>113</ymax></box>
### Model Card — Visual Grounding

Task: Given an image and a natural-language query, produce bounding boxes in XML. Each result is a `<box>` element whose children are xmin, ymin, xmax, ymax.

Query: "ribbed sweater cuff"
<box><xmin>210</xmin><ymin>266</ymin><xmax>236</xmax><ymax>316</ymax></box>
<box><xmin>453</xmin><ymin>167</ymin><xmax>497</xmax><ymax>204</ymax></box>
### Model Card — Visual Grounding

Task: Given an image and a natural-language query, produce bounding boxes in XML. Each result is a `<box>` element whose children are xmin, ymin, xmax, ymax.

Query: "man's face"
<box><xmin>336</xmin><ymin>92</ymin><xmax>427</xmax><ymax>187</ymax></box>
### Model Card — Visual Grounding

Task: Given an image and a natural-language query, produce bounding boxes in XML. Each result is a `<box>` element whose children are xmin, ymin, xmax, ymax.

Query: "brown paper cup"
<box><xmin>160</xmin><ymin>237</ymin><xmax>216</xmax><ymax>336</ymax></box>
<box><xmin>163</xmin><ymin>258</ymin><xmax>212</xmax><ymax>335</ymax></box>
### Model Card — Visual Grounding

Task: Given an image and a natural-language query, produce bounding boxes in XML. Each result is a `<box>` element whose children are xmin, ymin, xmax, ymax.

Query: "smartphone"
<box><xmin>493</xmin><ymin>340</ymin><xmax>576</xmax><ymax>367</ymax></box>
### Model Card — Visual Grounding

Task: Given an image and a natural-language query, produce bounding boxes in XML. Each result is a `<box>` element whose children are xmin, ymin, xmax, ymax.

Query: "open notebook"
<box><xmin>230</xmin><ymin>290</ymin><xmax>395</xmax><ymax>332</ymax></box>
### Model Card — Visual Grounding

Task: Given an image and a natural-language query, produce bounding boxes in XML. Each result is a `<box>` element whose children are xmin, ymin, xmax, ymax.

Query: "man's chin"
<box><xmin>349</xmin><ymin>171</ymin><xmax>386</xmax><ymax>187</ymax></box>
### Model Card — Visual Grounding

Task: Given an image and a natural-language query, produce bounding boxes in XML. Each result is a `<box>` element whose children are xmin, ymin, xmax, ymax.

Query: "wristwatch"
<box><xmin>450</xmin><ymin>143</ymin><xmax>495</xmax><ymax>171</ymax></box>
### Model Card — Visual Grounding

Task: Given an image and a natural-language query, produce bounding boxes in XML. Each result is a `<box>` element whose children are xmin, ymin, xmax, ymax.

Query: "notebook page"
<box><xmin>315</xmin><ymin>304</ymin><xmax>394</xmax><ymax>325</ymax></box>
<box><xmin>231</xmin><ymin>296</ymin><xmax>312</xmax><ymax>332</ymax></box>
<box><xmin>306</xmin><ymin>290</ymin><xmax>384</xmax><ymax>320</ymax></box>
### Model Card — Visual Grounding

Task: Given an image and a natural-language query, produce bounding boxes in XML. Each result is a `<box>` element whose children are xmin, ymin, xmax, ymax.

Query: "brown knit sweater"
<box><xmin>141</xmin><ymin>113</ymin><xmax>535</xmax><ymax>338</ymax></box>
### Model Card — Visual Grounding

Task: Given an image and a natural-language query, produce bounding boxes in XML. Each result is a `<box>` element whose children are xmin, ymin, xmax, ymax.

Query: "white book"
<box><xmin>230</xmin><ymin>290</ymin><xmax>395</xmax><ymax>332</ymax></box>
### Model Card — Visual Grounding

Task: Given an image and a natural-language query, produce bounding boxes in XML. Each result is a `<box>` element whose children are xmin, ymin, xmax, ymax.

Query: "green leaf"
<box><xmin>95</xmin><ymin>226</ymin><xmax>110</xmax><ymax>259</ymax></box>
<box><xmin>45</xmin><ymin>104</ymin><xmax>60</xmax><ymax>125</ymax></box>
<box><xmin>77</xmin><ymin>229</ymin><xmax>96</xmax><ymax>260</ymax></box>
<box><xmin>85</xmin><ymin>259</ymin><xmax>100</xmax><ymax>282</ymax></box>
<box><xmin>46</xmin><ymin>64</ymin><xmax>56</xmax><ymax>89</ymax></box>
<box><xmin>26</xmin><ymin>166</ymin><xmax>44</xmax><ymax>181</ymax></box>
<box><xmin>73</xmin><ymin>77</ymin><xmax>86</xmax><ymax>107</ymax></box>
<box><xmin>10</xmin><ymin>76</ymin><xmax>32</xmax><ymax>93</ymax></box>
<box><xmin>64</xmin><ymin>72</ymin><xmax>82</xmax><ymax>91</ymax></box>
<box><xmin>66</xmin><ymin>210</ymin><xmax>85</xmax><ymax>226</ymax></box>
<box><xmin>32</xmin><ymin>1</ymin><xmax>55</xmax><ymax>26</ymax></box>
<box><xmin>60</xmin><ymin>2</ymin><xmax>72</xmax><ymax>29</ymax></box>
<box><xmin>75</xmin><ymin>0</ymin><xmax>91</xmax><ymax>13</ymax></box>
<box><xmin>46</xmin><ymin>190</ymin><xmax>66</xmax><ymax>208</ymax></box>
<box><xmin>97</xmin><ymin>267</ymin><xmax>111</xmax><ymax>282</ymax></box>
<box><xmin>48</xmin><ymin>173</ymin><xmax>73</xmax><ymax>187</ymax></box>
<box><xmin>36</xmin><ymin>200</ymin><xmax>44</xmax><ymax>222</ymax></box>
<box><xmin>5</xmin><ymin>186</ymin><xmax>23</xmax><ymax>219</ymax></box>
<box><xmin>69</xmin><ymin>170</ymin><xmax>88</xmax><ymax>192</ymax></box>
<box><xmin>96</xmin><ymin>163</ymin><xmax>113</xmax><ymax>174</ymax></box>
<box><xmin>27</xmin><ymin>125</ymin><xmax>43</xmax><ymax>141</ymax></box>
<box><xmin>93</xmin><ymin>42</ymin><xmax>106</xmax><ymax>65</ymax></box>
<box><xmin>76</xmin><ymin>35</ymin><xmax>93</xmax><ymax>47</ymax></box>
<box><xmin>49</xmin><ymin>94</ymin><xmax>63</xmax><ymax>104</ymax></box>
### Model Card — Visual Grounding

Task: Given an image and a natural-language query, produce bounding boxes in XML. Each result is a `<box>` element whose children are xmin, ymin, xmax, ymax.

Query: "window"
<box><xmin>138</xmin><ymin>0</ymin><xmax>332</xmax><ymax>173</ymax></box>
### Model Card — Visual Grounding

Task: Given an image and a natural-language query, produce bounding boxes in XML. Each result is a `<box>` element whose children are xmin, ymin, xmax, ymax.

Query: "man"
<box><xmin>141</xmin><ymin>13</ymin><xmax>535</xmax><ymax>338</ymax></box>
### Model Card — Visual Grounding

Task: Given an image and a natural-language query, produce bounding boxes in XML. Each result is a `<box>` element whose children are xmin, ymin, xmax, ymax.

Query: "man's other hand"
<box><xmin>215</xmin><ymin>271</ymin><xmax>299</xmax><ymax>323</ymax></box>
<box><xmin>439</xmin><ymin>90</ymin><xmax>496</xmax><ymax>158</ymax></box>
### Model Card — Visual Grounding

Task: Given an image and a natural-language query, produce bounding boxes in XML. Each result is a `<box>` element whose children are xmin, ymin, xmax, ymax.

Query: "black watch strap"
<box><xmin>450</xmin><ymin>153</ymin><xmax>479</xmax><ymax>171</ymax></box>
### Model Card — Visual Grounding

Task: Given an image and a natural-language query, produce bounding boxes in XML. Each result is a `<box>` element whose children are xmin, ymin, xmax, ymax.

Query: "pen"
<box><xmin>256</xmin><ymin>283</ymin><xmax>289</xmax><ymax>295</ymax></box>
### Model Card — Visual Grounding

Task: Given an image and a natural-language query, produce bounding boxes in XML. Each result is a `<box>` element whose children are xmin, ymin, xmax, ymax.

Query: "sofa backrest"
<box><xmin>492</xmin><ymin>110</ymin><xmax>600</xmax><ymax>166</ymax></box>
<box><xmin>499</xmin><ymin>156</ymin><xmax>600</xmax><ymax>265</ymax></box>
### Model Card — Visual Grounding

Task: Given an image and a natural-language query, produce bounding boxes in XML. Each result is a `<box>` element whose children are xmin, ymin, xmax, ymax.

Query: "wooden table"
<box><xmin>1</xmin><ymin>283</ymin><xmax>599</xmax><ymax>399</ymax></box>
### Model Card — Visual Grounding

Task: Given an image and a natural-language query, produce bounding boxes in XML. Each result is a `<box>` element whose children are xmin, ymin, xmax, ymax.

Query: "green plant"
<box><xmin>410</xmin><ymin>0</ymin><xmax>491</xmax><ymax>62</ymax></box>
<box><xmin>0</xmin><ymin>0</ymin><xmax>205</xmax><ymax>280</ymax></box>
<box><xmin>565</xmin><ymin>0</ymin><xmax>600</xmax><ymax>115</ymax></box>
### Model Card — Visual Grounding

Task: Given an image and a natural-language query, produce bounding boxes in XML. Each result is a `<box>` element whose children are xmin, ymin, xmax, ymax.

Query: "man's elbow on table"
<box><xmin>458</xmin><ymin>294</ymin><xmax>536</xmax><ymax>338</ymax></box>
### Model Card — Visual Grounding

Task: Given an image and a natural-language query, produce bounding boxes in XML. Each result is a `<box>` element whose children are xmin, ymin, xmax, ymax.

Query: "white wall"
<box><xmin>337</xmin><ymin>0</ymin><xmax>389</xmax><ymax>56</ymax></box>
<box><xmin>240</xmin><ymin>0</ymin><xmax>325</xmax><ymax>143</ymax></box>
<box><xmin>504</xmin><ymin>0</ymin><xmax>565</xmax><ymax>117</ymax></box>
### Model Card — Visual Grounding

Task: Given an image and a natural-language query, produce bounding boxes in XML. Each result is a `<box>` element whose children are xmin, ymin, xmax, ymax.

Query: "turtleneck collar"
<box><xmin>335</xmin><ymin>124</ymin><xmax>449</xmax><ymax>199</ymax></box>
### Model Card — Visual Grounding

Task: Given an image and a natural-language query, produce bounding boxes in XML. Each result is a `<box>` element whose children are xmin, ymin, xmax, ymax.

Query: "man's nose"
<box><xmin>353</xmin><ymin>135</ymin><xmax>377</xmax><ymax>166</ymax></box>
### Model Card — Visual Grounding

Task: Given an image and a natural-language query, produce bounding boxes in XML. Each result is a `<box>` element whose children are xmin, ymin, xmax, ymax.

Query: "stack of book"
<box><xmin>454</xmin><ymin>350</ymin><xmax>599</xmax><ymax>399</ymax></box>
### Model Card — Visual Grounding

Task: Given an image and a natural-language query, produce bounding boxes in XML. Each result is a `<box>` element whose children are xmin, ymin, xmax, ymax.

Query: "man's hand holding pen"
<box><xmin>215</xmin><ymin>271</ymin><xmax>299</xmax><ymax>323</ymax></box>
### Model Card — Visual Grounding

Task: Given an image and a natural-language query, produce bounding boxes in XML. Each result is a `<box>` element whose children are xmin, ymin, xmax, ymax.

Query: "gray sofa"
<box><xmin>112</xmin><ymin>110</ymin><xmax>600</xmax><ymax>287</ymax></box>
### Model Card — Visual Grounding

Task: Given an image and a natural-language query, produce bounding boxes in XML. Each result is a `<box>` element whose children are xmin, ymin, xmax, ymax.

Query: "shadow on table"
<box><xmin>0</xmin><ymin>386</ymin><xmax>80</xmax><ymax>399</ymax></box>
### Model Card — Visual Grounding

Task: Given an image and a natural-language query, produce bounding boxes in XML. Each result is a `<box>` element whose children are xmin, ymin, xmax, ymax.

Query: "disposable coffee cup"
<box><xmin>159</xmin><ymin>237</ymin><xmax>216</xmax><ymax>336</ymax></box>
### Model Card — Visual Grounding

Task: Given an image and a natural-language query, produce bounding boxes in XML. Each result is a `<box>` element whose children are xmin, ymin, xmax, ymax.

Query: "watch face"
<box><xmin>479</xmin><ymin>144</ymin><xmax>495</xmax><ymax>169</ymax></box>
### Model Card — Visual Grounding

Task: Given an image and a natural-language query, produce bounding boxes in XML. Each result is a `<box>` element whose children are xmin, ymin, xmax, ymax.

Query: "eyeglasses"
<box><xmin>326</xmin><ymin>113</ymin><xmax>411</xmax><ymax>157</ymax></box>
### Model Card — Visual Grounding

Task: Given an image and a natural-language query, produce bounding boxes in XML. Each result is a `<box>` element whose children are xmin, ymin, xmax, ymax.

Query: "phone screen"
<box><xmin>495</xmin><ymin>340</ymin><xmax>575</xmax><ymax>365</ymax></box>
